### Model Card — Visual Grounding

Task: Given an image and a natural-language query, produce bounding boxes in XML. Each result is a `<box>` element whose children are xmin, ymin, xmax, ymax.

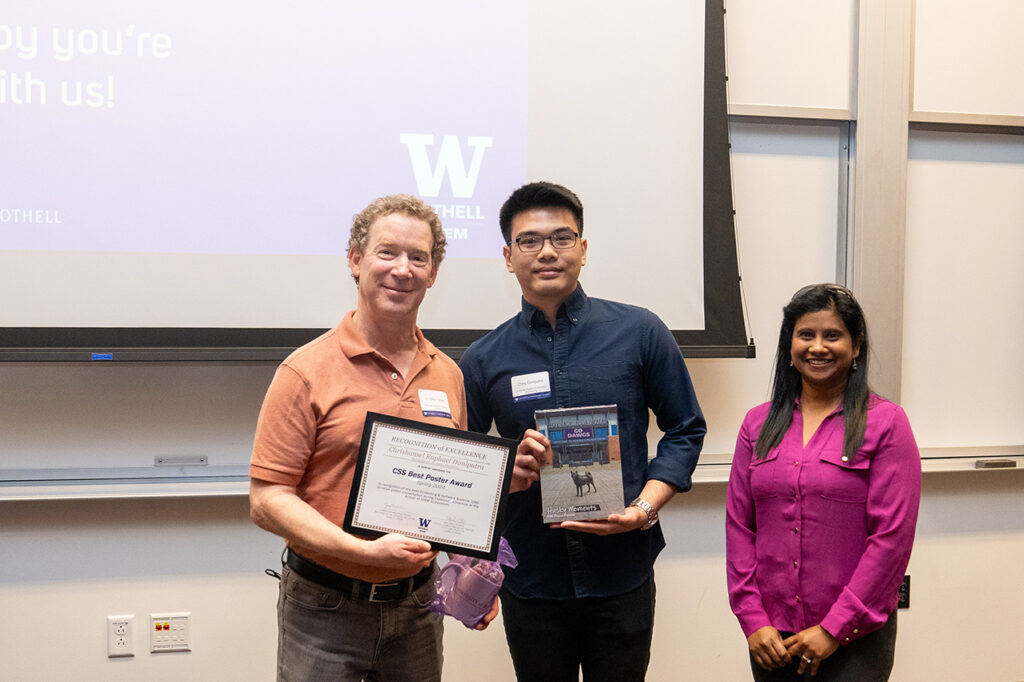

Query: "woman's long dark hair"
<box><xmin>754</xmin><ymin>284</ymin><xmax>871</xmax><ymax>461</ymax></box>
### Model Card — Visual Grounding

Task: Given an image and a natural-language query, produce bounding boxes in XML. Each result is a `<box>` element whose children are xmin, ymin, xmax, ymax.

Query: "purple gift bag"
<box><xmin>431</xmin><ymin>537</ymin><xmax>518</xmax><ymax>628</ymax></box>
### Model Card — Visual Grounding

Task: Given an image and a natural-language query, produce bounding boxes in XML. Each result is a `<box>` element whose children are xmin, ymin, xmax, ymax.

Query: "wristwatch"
<box><xmin>629</xmin><ymin>497</ymin><xmax>659</xmax><ymax>530</ymax></box>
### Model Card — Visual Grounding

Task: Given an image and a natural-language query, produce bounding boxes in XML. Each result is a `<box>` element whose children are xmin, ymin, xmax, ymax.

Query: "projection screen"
<box><xmin>0</xmin><ymin>0</ymin><xmax>750</xmax><ymax>360</ymax></box>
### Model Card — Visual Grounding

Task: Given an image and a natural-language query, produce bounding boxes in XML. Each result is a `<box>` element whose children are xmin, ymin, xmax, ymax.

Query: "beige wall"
<box><xmin>2</xmin><ymin>472</ymin><xmax>1023</xmax><ymax>681</ymax></box>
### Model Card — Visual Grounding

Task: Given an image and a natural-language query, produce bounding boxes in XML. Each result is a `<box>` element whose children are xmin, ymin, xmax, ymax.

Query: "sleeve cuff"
<box><xmin>821</xmin><ymin>590</ymin><xmax>880</xmax><ymax>644</ymax></box>
<box><xmin>249</xmin><ymin>464</ymin><xmax>302</xmax><ymax>486</ymax></box>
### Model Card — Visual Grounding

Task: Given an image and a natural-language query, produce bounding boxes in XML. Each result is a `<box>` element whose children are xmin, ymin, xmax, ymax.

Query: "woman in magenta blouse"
<box><xmin>726</xmin><ymin>284</ymin><xmax>921</xmax><ymax>681</ymax></box>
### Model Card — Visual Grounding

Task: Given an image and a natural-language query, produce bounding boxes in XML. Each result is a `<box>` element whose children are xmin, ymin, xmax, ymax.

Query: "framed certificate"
<box><xmin>343</xmin><ymin>412</ymin><xmax>517</xmax><ymax>560</ymax></box>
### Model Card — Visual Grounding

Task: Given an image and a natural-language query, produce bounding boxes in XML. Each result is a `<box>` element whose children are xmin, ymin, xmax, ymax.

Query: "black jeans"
<box><xmin>750</xmin><ymin>610</ymin><xmax>898</xmax><ymax>682</ymax></box>
<box><xmin>500</xmin><ymin>576</ymin><xmax>656</xmax><ymax>682</ymax></box>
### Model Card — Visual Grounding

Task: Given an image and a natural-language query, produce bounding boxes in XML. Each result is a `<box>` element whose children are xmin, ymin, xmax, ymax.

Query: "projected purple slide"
<box><xmin>0</xmin><ymin>2</ymin><xmax>526</xmax><ymax>259</ymax></box>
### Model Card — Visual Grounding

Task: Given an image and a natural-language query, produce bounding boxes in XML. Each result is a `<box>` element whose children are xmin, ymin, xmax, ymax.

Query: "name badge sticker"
<box><xmin>418</xmin><ymin>389</ymin><xmax>453</xmax><ymax>419</ymax></box>
<box><xmin>511</xmin><ymin>371</ymin><xmax>551</xmax><ymax>403</ymax></box>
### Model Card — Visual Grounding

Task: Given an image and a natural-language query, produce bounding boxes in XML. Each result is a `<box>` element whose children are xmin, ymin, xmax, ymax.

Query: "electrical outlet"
<box><xmin>107</xmin><ymin>615</ymin><xmax>134</xmax><ymax>657</ymax></box>
<box><xmin>898</xmin><ymin>574</ymin><xmax>911</xmax><ymax>609</ymax></box>
<box><xmin>150</xmin><ymin>612</ymin><xmax>191</xmax><ymax>653</ymax></box>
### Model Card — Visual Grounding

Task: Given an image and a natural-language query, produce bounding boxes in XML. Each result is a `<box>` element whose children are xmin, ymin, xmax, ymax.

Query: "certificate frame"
<box><xmin>343</xmin><ymin>412</ymin><xmax>517</xmax><ymax>560</ymax></box>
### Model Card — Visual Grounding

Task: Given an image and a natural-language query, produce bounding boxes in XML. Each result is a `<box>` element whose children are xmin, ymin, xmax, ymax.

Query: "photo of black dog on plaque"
<box><xmin>534</xmin><ymin>405</ymin><xmax>625</xmax><ymax>523</ymax></box>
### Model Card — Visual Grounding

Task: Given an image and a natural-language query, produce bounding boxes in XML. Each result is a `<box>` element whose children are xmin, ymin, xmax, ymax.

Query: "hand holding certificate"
<box><xmin>343</xmin><ymin>413</ymin><xmax>517</xmax><ymax>560</ymax></box>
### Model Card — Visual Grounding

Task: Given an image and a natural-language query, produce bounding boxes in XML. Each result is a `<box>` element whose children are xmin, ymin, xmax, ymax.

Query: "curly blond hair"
<box><xmin>348</xmin><ymin>195</ymin><xmax>446</xmax><ymax>282</ymax></box>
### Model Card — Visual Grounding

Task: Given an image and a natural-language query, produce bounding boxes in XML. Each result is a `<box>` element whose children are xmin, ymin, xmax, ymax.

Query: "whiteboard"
<box><xmin>725</xmin><ymin>0</ymin><xmax>856</xmax><ymax>114</ymax></box>
<box><xmin>913</xmin><ymin>0</ymin><xmax>1024</xmax><ymax>117</ymax></box>
<box><xmin>902</xmin><ymin>130</ymin><xmax>1024</xmax><ymax>449</ymax></box>
<box><xmin>0</xmin><ymin>362</ymin><xmax>272</xmax><ymax>481</ymax></box>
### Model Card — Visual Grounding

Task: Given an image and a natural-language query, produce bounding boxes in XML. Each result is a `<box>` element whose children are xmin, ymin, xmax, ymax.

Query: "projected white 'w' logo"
<box><xmin>400</xmin><ymin>134</ymin><xmax>493</xmax><ymax>198</ymax></box>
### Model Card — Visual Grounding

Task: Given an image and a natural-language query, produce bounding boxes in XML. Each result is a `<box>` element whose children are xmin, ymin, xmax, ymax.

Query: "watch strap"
<box><xmin>629</xmin><ymin>497</ymin><xmax>659</xmax><ymax>530</ymax></box>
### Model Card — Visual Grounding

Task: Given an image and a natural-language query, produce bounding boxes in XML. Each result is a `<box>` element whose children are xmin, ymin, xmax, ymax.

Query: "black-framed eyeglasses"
<box><xmin>508</xmin><ymin>231</ymin><xmax>579</xmax><ymax>253</ymax></box>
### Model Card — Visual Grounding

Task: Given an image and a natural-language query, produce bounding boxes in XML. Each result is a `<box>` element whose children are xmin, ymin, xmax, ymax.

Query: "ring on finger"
<box><xmin>801</xmin><ymin>656</ymin><xmax>813</xmax><ymax>664</ymax></box>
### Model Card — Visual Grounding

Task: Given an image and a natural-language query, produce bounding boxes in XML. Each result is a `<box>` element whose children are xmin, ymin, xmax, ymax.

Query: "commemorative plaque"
<box><xmin>343</xmin><ymin>412</ymin><xmax>517</xmax><ymax>560</ymax></box>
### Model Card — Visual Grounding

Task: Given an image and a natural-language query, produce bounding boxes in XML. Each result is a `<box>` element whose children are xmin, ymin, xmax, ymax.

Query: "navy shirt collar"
<box><xmin>518</xmin><ymin>284</ymin><xmax>589</xmax><ymax>332</ymax></box>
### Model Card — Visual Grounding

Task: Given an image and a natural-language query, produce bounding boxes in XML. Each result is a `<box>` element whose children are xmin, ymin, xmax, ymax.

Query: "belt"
<box><xmin>285</xmin><ymin>549</ymin><xmax>433</xmax><ymax>603</ymax></box>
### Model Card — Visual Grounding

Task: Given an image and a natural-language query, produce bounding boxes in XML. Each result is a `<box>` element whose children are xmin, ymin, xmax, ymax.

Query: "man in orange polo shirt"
<box><xmin>248</xmin><ymin>194</ymin><xmax>467</xmax><ymax>681</ymax></box>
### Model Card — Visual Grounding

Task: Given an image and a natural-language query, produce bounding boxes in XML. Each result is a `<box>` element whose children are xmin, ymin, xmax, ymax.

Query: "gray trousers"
<box><xmin>276</xmin><ymin>564</ymin><xmax>443</xmax><ymax>682</ymax></box>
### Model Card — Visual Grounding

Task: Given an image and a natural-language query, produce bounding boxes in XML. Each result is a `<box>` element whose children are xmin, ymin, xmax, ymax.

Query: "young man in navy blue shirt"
<box><xmin>460</xmin><ymin>182</ymin><xmax>706</xmax><ymax>681</ymax></box>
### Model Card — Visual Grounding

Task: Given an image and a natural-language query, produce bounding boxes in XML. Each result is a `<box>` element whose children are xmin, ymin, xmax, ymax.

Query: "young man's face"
<box><xmin>503</xmin><ymin>207</ymin><xmax>587</xmax><ymax>308</ymax></box>
<box><xmin>349</xmin><ymin>212</ymin><xmax>438</xmax><ymax>323</ymax></box>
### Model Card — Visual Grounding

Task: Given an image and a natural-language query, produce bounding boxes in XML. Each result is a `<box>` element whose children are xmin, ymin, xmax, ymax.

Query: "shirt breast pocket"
<box><xmin>748</xmin><ymin>449</ymin><xmax>780</xmax><ymax>501</ymax></box>
<box><xmin>818</xmin><ymin>448</ymin><xmax>871</xmax><ymax>504</ymax></box>
<box><xmin>580</xmin><ymin>362</ymin><xmax>635</xmax><ymax>412</ymax></box>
